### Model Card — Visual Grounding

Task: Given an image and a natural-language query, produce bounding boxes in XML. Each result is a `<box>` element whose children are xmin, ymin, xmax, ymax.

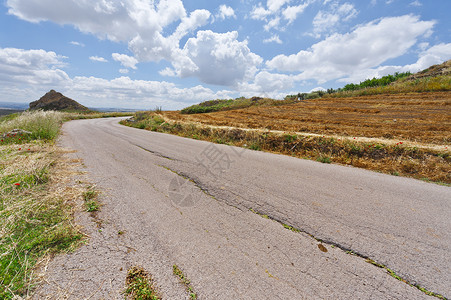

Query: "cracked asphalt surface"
<box><xmin>35</xmin><ymin>117</ymin><xmax>450</xmax><ymax>299</ymax></box>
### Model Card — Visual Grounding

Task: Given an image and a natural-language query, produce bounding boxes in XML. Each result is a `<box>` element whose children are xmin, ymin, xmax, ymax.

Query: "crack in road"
<box><xmin>248</xmin><ymin>207</ymin><xmax>447</xmax><ymax>299</ymax></box>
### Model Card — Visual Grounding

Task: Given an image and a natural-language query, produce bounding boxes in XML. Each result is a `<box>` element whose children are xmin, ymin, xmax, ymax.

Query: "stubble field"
<box><xmin>162</xmin><ymin>92</ymin><xmax>451</xmax><ymax>145</ymax></box>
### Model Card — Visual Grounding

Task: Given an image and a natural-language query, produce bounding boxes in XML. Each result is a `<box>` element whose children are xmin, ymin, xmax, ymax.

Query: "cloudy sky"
<box><xmin>1</xmin><ymin>0</ymin><xmax>450</xmax><ymax>110</ymax></box>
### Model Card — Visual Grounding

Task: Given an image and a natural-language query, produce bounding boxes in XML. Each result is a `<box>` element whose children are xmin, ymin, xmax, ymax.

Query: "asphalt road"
<box><xmin>36</xmin><ymin>117</ymin><xmax>450</xmax><ymax>299</ymax></box>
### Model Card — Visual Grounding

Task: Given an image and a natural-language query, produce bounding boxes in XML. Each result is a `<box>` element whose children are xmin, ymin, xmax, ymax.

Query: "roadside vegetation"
<box><xmin>124</xmin><ymin>266</ymin><xmax>161</xmax><ymax>300</ymax></box>
<box><xmin>0</xmin><ymin>110</ymin><xmax>106</xmax><ymax>299</ymax></box>
<box><xmin>173</xmin><ymin>264</ymin><xmax>197</xmax><ymax>300</ymax></box>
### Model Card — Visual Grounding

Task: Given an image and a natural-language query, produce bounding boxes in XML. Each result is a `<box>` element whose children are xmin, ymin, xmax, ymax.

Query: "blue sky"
<box><xmin>0</xmin><ymin>0</ymin><xmax>450</xmax><ymax>110</ymax></box>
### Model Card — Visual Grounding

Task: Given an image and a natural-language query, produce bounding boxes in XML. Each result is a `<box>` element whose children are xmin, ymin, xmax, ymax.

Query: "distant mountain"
<box><xmin>29</xmin><ymin>90</ymin><xmax>90</xmax><ymax>112</ymax></box>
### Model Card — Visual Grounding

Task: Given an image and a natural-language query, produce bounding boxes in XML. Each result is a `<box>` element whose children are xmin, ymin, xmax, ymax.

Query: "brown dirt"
<box><xmin>162</xmin><ymin>92</ymin><xmax>451</xmax><ymax>145</ymax></box>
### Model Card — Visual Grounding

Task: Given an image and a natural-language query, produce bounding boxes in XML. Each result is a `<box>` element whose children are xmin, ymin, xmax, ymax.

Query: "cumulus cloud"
<box><xmin>89</xmin><ymin>56</ymin><xmax>108</xmax><ymax>62</ymax></box>
<box><xmin>312</xmin><ymin>2</ymin><xmax>358</xmax><ymax>38</ymax></box>
<box><xmin>171</xmin><ymin>30</ymin><xmax>263</xmax><ymax>86</ymax></box>
<box><xmin>6</xmin><ymin>1</ymin><xmax>213</xmax><ymax>79</ymax></box>
<box><xmin>112</xmin><ymin>53</ymin><xmax>138</xmax><ymax>69</ymax></box>
<box><xmin>267</xmin><ymin>15</ymin><xmax>435</xmax><ymax>83</ymax></box>
<box><xmin>0</xmin><ymin>47</ymin><xmax>234</xmax><ymax>110</ymax></box>
<box><xmin>237</xmin><ymin>71</ymin><xmax>299</xmax><ymax>95</ymax></box>
<box><xmin>217</xmin><ymin>4</ymin><xmax>235</xmax><ymax>20</ymax></box>
<box><xmin>339</xmin><ymin>42</ymin><xmax>451</xmax><ymax>83</ymax></box>
<box><xmin>0</xmin><ymin>47</ymin><xmax>68</xmax><ymax>85</ymax></box>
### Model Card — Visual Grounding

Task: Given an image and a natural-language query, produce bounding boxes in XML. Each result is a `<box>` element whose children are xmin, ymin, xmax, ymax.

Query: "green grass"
<box><xmin>172</xmin><ymin>265</ymin><xmax>197</xmax><ymax>300</ymax></box>
<box><xmin>124</xmin><ymin>266</ymin><xmax>161</xmax><ymax>300</ymax></box>
<box><xmin>0</xmin><ymin>110</ymin><xmax>90</xmax><ymax>298</ymax></box>
<box><xmin>324</xmin><ymin>74</ymin><xmax>451</xmax><ymax>98</ymax></box>
<box><xmin>83</xmin><ymin>187</ymin><xmax>100</xmax><ymax>212</ymax></box>
<box><xmin>180</xmin><ymin>97</ymin><xmax>298</xmax><ymax>114</ymax></box>
<box><xmin>316</xmin><ymin>155</ymin><xmax>332</xmax><ymax>163</ymax></box>
<box><xmin>0</xmin><ymin>110</ymin><xmax>64</xmax><ymax>143</ymax></box>
<box><xmin>0</xmin><ymin>144</ymin><xmax>83</xmax><ymax>299</ymax></box>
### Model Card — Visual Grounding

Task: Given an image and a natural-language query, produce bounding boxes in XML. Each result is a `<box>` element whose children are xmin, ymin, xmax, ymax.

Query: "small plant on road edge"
<box><xmin>83</xmin><ymin>186</ymin><xmax>100</xmax><ymax>212</ymax></box>
<box><xmin>173</xmin><ymin>264</ymin><xmax>197</xmax><ymax>299</ymax></box>
<box><xmin>124</xmin><ymin>266</ymin><xmax>161</xmax><ymax>300</ymax></box>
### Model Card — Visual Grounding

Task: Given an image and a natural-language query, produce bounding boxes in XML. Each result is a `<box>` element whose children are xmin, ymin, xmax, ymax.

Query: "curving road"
<box><xmin>37</xmin><ymin>117</ymin><xmax>450</xmax><ymax>299</ymax></box>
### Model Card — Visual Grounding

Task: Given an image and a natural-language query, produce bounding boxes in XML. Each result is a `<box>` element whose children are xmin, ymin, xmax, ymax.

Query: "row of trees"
<box><xmin>341</xmin><ymin>72</ymin><xmax>412</xmax><ymax>91</ymax></box>
<box><xmin>285</xmin><ymin>71</ymin><xmax>412</xmax><ymax>100</ymax></box>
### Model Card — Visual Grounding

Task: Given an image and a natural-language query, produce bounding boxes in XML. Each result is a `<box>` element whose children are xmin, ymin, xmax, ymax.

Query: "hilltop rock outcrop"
<box><xmin>29</xmin><ymin>90</ymin><xmax>90</xmax><ymax>111</ymax></box>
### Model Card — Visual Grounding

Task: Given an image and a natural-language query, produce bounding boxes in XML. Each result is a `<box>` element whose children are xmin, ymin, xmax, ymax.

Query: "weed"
<box><xmin>249</xmin><ymin>143</ymin><xmax>261</xmax><ymax>151</ymax></box>
<box><xmin>173</xmin><ymin>265</ymin><xmax>197</xmax><ymax>300</ymax></box>
<box><xmin>316</xmin><ymin>155</ymin><xmax>332</xmax><ymax>164</ymax></box>
<box><xmin>124</xmin><ymin>266</ymin><xmax>161</xmax><ymax>300</ymax></box>
<box><xmin>83</xmin><ymin>187</ymin><xmax>100</xmax><ymax>212</ymax></box>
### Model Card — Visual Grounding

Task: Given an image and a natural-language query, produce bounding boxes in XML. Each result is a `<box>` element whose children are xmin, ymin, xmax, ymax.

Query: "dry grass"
<box><xmin>0</xmin><ymin>139</ymin><xmax>88</xmax><ymax>299</ymax></box>
<box><xmin>162</xmin><ymin>92</ymin><xmax>451</xmax><ymax>145</ymax></box>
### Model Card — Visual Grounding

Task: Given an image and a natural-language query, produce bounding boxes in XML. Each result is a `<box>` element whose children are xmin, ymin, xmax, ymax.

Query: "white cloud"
<box><xmin>267</xmin><ymin>0</ymin><xmax>291</xmax><ymax>12</ymax></box>
<box><xmin>70</xmin><ymin>41</ymin><xmax>84</xmax><ymax>47</ymax></box>
<box><xmin>263</xmin><ymin>35</ymin><xmax>283</xmax><ymax>44</ymax></box>
<box><xmin>267</xmin><ymin>15</ymin><xmax>436</xmax><ymax>83</ymax></box>
<box><xmin>89</xmin><ymin>56</ymin><xmax>108</xmax><ymax>62</ymax></box>
<box><xmin>282</xmin><ymin>4</ymin><xmax>309</xmax><ymax>23</ymax></box>
<box><xmin>251</xmin><ymin>0</ymin><xmax>313</xmax><ymax>32</ymax></box>
<box><xmin>112</xmin><ymin>53</ymin><xmax>138</xmax><ymax>69</ymax></box>
<box><xmin>171</xmin><ymin>30</ymin><xmax>263</xmax><ymax>86</ymax></box>
<box><xmin>239</xmin><ymin>71</ymin><xmax>298</xmax><ymax>93</ymax></box>
<box><xmin>217</xmin><ymin>4</ymin><xmax>235</xmax><ymax>20</ymax></box>
<box><xmin>409</xmin><ymin>0</ymin><xmax>422</xmax><ymax>6</ymax></box>
<box><xmin>250</xmin><ymin>4</ymin><xmax>272</xmax><ymax>20</ymax></box>
<box><xmin>309</xmin><ymin>86</ymin><xmax>325</xmax><ymax>92</ymax></box>
<box><xmin>6</xmin><ymin>0</ymin><xmax>210</xmax><ymax>76</ymax></box>
<box><xmin>0</xmin><ymin>47</ymin><xmax>234</xmax><ymax>109</ymax></box>
<box><xmin>119</xmin><ymin>69</ymin><xmax>129</xmax><ymax>74</ymax></box>
<box><xmin>5</xmin><ymin>1</ymin><xmax>269</xmax><ymax>87</ymax></box>
<box><xmin>312</xmin><ymin>2</ymin><xmax>358</xmax><ymax>38</ymax></box>
<box><xmin>264</xmin><ymin>17</ymin><xmax>281</xmax><ymax>31</ymax></box>
<box><xmin>0</xmin><ymin>47</ymin><xmax>68</xmax><ymax>85</ymax></box>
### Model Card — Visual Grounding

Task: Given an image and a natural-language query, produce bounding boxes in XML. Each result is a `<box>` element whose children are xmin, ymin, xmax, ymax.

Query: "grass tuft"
<box><xmin>124</xmin><ymin>266</ymin><xmax>161</xmax><ymax>300</ymax></box>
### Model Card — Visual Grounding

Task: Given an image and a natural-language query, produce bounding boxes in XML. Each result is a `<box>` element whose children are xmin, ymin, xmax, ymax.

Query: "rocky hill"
<box><xmin>29</xmin><ymin>90</ymin><xmax>90</xmax><ymax>111</ymax></box>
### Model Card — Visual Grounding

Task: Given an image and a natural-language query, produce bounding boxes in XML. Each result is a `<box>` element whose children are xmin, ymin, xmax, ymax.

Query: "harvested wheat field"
<box><xmin>163</xmin><ymin>91</ymin><xmax>451</xmax><ymax>145</ymax></box>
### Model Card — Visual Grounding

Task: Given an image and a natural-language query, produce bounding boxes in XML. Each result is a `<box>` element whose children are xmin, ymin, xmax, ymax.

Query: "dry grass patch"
<box><xmin>0</xmin><ymin>141</ymin><xmax>88</xmax><ymax>299</ymax></box>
